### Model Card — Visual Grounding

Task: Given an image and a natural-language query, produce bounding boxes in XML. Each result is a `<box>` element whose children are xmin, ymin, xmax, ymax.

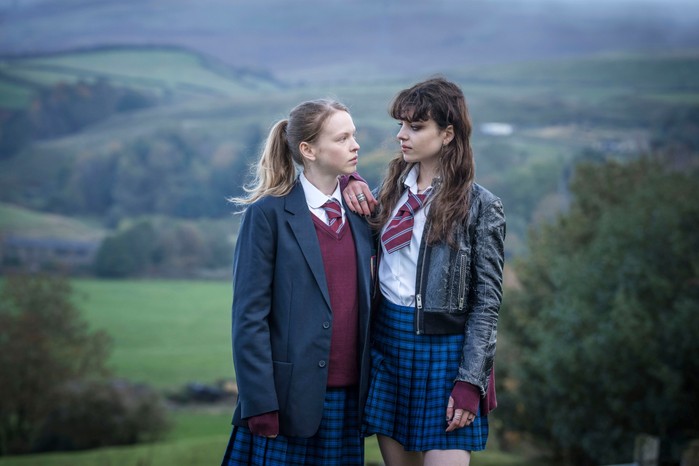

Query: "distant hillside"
<box><xmin>0</xmin><ymin>46</ymin><xmax>284</xmax><ymax>109</ymax></box>
<box><xmin>2</xmin><ymin>47</ymin><xmax>697</xmax><ymax>261</ymax></box>
<box><xmin>0</xmin><ymin>202</ymin><xmax>105</xmax><ymax>240</ymax></box>
<box><xmin>2</xmin><ymin>0</ymin><xmax>699</xmax><ymax>83</ymax></box>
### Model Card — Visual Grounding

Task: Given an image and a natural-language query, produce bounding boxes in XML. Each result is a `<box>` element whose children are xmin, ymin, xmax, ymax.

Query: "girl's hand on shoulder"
<box><xmin>342</xmin><ymin>179</ymin><xmax>377</xmax><ymax>216</ymax></box>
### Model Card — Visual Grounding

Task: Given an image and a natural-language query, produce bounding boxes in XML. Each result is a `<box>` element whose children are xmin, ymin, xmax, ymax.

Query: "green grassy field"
<box><xmin>0</xmin><ymin>278</ymin><xmax>543</xmax><ymax>465</ymax></box>
<box><xmin>74</xmin><ymin>279</ymin><xmax>234</xmax><ymax>389</ymax></box>
<box><xmin>0</xmin><ymin>413</ymin><xmax>537</xmax><ymax>466</ymax></box>
<box><xmin>0</xmin><ymin>440</ymin><xmax>537</xmax><ymax>466</ymax></box>
<box><xmin>0</xmin><ymin>418</ymin><xmax>536</xmax><ymax>466</ymax></box>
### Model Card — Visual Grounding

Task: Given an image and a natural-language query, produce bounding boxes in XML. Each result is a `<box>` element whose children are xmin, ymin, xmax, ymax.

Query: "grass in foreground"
<box><xmin>74</xmin><ymin>279</ymin><xmax>234</xmax><ymax>389</ymax></box>
<box><xmin>0</xmin><ymin>433</ymin><xmax>540</xmax><ymax>466</ymax></box>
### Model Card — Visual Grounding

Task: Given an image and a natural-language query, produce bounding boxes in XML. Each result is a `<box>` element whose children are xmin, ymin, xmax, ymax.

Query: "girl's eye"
<box><xmin>397</xmin><ymin>121</ymin><xmax>420</xmax><ymax>131</ymax></box>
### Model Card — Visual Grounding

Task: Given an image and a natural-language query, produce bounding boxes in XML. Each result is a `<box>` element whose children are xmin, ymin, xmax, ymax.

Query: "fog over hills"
<box><xmin>2</xmin><ymin>0</ymin><xmax>698</xmax><ymax>81</ymax></box>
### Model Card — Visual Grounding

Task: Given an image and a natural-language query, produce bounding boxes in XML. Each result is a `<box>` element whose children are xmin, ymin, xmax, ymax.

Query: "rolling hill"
<box><xmin>1</xmin><ymin>46</ymin><xmax>698</xmax><ymax>259</ymax></box>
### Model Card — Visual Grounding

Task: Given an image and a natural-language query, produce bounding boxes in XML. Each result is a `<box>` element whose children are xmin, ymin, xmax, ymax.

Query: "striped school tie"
<box><xmin>381</xmin><ymin>188</ymin><xmax>431</xmax><ymax>253</ymax></box>
<box><xmin>322</xmin><ymin>199</ymin><xmax>344</xmax><ymax>234</ymax></box>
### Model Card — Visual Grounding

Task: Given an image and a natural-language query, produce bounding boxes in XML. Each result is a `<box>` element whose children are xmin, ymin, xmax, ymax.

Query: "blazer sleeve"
<box><xmin>231</xmin><ymin>203</ymin><xmax>279</xmax><ymax>419</ymax></box>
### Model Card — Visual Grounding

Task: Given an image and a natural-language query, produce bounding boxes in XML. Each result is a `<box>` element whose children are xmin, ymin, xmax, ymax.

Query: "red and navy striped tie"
<box><xmin>322</xmin><ymin>199</ymin><xmax>344</xmax><ymax>234</ymax></box>
<box><xmin>381</xmin><ymin>188</ymin><xmax>431</xmax><ymax>253</ymax></box>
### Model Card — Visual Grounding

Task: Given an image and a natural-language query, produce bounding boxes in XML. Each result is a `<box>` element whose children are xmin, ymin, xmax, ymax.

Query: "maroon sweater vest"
<box><xmin>311</xmin><ymin>215</ymin><xmax>359</xmax><ymax>387</ymax></box>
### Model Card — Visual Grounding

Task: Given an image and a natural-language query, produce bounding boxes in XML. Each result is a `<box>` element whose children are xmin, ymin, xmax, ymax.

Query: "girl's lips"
<box><xmin>401</xmin><ymin>145</ymin><xmax>411</xmax><ymax>151</ymax></box>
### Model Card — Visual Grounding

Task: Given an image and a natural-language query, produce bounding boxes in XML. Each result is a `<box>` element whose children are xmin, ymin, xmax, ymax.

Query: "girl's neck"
<box><xmin>416</xmin><ymin>161</ymin><xmax>438</xmax><ymax>192</ymax></box>
<box><xmin>304</xmin><ymin>167</ymin><xmax>339</xmax><ymax>196</ymax></box>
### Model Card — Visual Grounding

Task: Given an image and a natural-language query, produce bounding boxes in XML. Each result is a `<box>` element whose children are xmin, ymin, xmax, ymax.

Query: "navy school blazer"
<box><xmin>230</xmin><ymin>181</ymin><xmax>375</xmax><ymax>438</ymax></box>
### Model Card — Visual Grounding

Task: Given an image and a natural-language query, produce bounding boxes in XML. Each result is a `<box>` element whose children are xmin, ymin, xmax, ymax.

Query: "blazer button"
<box><xmin>322</xmin><ymin>321</ymin><xmax>330</xmax><ymax>329</ymax></box>
<box><xmin>318</xmin><ymin>360</ymin><xmax>326</xmax><ymax>368</ymax></box>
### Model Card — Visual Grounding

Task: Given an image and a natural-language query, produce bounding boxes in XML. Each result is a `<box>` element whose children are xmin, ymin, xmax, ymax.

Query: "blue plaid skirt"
<box><xmin>362</xmin><ymin>298</ymin><xmax>489</xmax><ymax>452</ymax></box>
<box><xmin>221</xmin><ymin>387</ymin><xmax>364</xmax><ymax>466</ymax></box>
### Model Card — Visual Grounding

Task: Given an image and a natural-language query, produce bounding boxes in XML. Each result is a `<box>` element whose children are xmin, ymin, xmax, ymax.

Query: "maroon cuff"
<box><xmin>247</xmin><ymin>411</ymin><xmax>279</xmax><ymax>437</ymax></box>
<box><xmin>339</xmin><ymin>172</ymin><xmax>367</xmax><ymax>191</ymax></box>
<box><xmin>451</xmin><ymin>381</ymin><xmax>481</xmax><ymax>415</ymax></box>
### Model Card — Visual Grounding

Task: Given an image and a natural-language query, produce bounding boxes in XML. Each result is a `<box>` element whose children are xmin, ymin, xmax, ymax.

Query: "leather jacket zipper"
<box><xmin>416</xmin><ymin>293</ymin><xmax>423</xmax><ymax>335</ymax></box>
<box><xmin>458</xmin><ymin>252</ymin><xmax>466</xmax><ymax>310</ymax></box>
<box><xmin>415</xmin><ymin>223</ymin><xmax>430</xmax><ymax>335</ymax></box>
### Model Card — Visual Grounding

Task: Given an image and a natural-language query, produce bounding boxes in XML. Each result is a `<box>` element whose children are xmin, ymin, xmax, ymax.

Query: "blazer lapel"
<box><xmin>285</xmin><ymin>183</ymin><xmax>332</xmax><ymax>310</ymax></box>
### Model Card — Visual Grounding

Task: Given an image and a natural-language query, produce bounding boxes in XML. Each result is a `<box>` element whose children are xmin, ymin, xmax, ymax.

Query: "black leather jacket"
<box><xmin>376</xmin><ymin>179</ymin><xmax>506</xmax><ymax>395</ymax></box>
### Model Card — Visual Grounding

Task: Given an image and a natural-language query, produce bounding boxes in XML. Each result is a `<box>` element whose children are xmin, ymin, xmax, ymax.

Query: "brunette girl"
<box><xmin>344</xmin><ymin>77</ymin><xmax>505</xmax><ymax>466</ymax></box>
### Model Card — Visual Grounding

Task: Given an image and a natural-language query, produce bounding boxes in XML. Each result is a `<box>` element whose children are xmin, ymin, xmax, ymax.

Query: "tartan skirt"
<box><xmin>362</xmin><ymin>298</ymin><xmax>489</xmax><ymax>452</ymax></box>
<box><xmin>221</xmin><ymin>387</ymin><xmax>364</xmax><ymax>466</ymax></box>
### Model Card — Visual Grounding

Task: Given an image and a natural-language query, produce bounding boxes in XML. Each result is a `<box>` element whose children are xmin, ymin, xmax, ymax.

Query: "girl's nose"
<box><xmin>396</xmin><ymin>124</ymin><xmax>408</xmax><ymax>141</ymax></box>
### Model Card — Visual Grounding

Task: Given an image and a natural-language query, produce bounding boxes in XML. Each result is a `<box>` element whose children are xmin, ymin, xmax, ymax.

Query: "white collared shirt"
<box><xmin>299</xmin><ymin>172</ymin><xmax>345</xmax><ymax>227</ymax></box>
<box><xmin>379</xmin><ymin>165</ymin><xmax>429</xmax><ymax>306</ymax></box>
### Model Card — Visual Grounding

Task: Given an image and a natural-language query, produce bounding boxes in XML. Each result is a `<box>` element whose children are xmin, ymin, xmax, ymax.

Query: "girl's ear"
<box><xmin>442</xmin><ymin>125</ymin><xmax>455</xmax><ymax>146</ymax></box>
<box><xmin>299</xmin><ymin>141</ymin><xmax>316</xmax><ymax>162</ymax></box>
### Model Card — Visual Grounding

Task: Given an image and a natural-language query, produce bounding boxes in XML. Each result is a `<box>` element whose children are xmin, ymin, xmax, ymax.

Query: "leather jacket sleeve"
<box><xmin>455</xmin><ymin>196</ymin><xmax>506</xmax><ymax>394</ymax></box>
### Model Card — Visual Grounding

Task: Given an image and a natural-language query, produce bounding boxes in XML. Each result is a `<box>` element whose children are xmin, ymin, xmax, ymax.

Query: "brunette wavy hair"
<box><xmin>370</xmin><ymin>77</ymin><xmax>475</xmax><ymax>246</ymax></box>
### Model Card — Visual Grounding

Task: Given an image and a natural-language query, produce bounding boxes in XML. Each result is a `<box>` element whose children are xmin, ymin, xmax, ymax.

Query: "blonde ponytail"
<box><xmin>229</xmin><ymin>99</ymin><xmax>350</xmax><ymax>208</ymax></box>
<box><xmin>229</xmin><ymin>119</ymin><xmax>299</xmax><ymax>206</ymax></box>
